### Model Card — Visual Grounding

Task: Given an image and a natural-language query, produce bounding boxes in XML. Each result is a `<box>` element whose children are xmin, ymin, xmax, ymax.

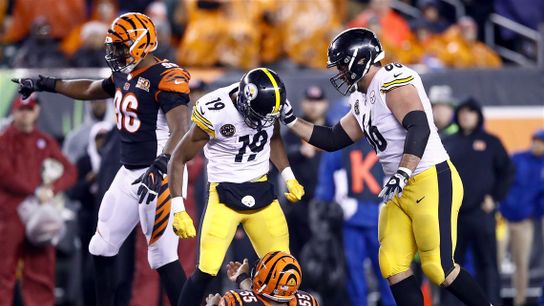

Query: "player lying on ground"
<box><xmin>168</xmin><ymin>68</ymin><xmax>305</xmax><ymax>306</ymax></box>
<box><xmin>12</xmin><ymin>12</ymin><xmax>191</xmax><ymax>306</ymax></box>
<box><xmin>280</xmin><ymin>27</ymin><xmax>493</xmax><ymax>306</ymax></box>
<box><xmin>205</xmin><ymin>251</ymin><xmax>319</xmax><ymax>306</ymax></box>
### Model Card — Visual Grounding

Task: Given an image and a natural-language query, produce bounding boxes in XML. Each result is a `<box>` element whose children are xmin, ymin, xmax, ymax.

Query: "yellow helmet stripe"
<box><xmin>260</xmin><ymin>68</ymin><xmax>281</xmax><ymax>114</ymax></box>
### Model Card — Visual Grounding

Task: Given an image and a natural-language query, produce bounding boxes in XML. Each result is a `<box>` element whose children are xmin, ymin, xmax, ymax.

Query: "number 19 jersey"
<box><xmin>191</xmin><ymin>83</ymin><xmax>275</xmax><ymax>183</ymax></box>
<box><xmin>348</xmin><ymin>63</ymin><xmax>449</xmax><ymax>179</ymax></box>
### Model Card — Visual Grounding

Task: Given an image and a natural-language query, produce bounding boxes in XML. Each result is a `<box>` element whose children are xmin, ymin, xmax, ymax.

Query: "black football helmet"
<box><xmin>237</xmin><ymin>68</ymin><xmax>286</xmax><ymax>130</ymax></box>
<box><xmin>327</xmin><ymin>28</ymin><xmax>385</xmax><ymax>95</ymax></box>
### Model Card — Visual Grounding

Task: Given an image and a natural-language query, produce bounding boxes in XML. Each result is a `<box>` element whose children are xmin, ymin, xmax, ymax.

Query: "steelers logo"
<box><xmin>220</xmin><ymin>124</ymin><xmax>236</xmax><ymax>138</ymax></box>
<box><xmin>244</xmin><ymin>83</ymin><xmax>258</xmax><ymax>101</ymax></box>
<box><xmin>369</xmin><ymin>90</ymin><xmax>376</xmax><ymax>104</ymax></box>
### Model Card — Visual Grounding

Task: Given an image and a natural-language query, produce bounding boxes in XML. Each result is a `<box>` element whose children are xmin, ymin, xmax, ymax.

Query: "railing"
<box><xmin>391</xmin><ymin>0</ymin><xmax>421</xmax><ymax>19</ymax></box>
<box><xmin>485</xmin><ymin>13</ymin><xmax>544</xmax><ymax>67</ymax></box>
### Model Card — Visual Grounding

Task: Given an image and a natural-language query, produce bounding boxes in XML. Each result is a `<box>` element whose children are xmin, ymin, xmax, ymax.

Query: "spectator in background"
<box><xmin>71</xmin><ymin>21</ymin><xmax>109</xmax><ymax>67</ymax></box>
<box><xmin>441</xmin><ymin>17</ymin><xmax>502</xmax><ymax>68</ymax></box>
<box><xmin>0</xmin><ymin>95</ymin><xmax>76</xmax><ymax>306</ymax></box>
<box><xmin>146</xmin><ymin>1</ymin><xmax>176</xmax><ymax>62</ymax></box>
<box><xmin>443</xmin><ymin>98</ymin><xmax>514</xmax><ymax>306</ymax></box>
<box><xmin>428</xmin><ymin>85</ymin><xmax>458</xmax><ymax>138</ymax></box>
<box><xmin>11</xmin><ymin>17</ymin><xmax>69</xmax><ymax>68</ymax></box>
<box><xmin>63</xmin><ymin>99</ymin><xmax>110</xmax><ymax>163</ymax></box>
<box><xmin>2</xmin><ymin>0</ymin><xmax>85</xmax><ymax>44</ymax></box>
<box><xmin>348</xmin><ymin>0</ymin><xmax>412</xmax><ymax>50</ymax></box>
<box><xmin>66</xmin><ymin>121</ymin><xmax>113</xmax><ymax>306</ymax></box>
<box><xmin>415</xmin><ymin>0</ymin><xmax>449</xmax><ymax>33</ymax></box>
<box><xmin>314</xmin><ymin>139</ymin><xmax>396</xmax><ymax>306</ymax></box>
<box><xmin>61</xmin><ymin>0</ymin><xmax>117</xmax><ymax>60</ymax></box>
<box><xmin>283</xmin><ymin>85</ymin><xmax>330</xmax><ymax>258</ymax></box>
<box><xmin>499</xmin><ymin>129</ymin><xmax>544</xmax><ymax>306</ymax></box>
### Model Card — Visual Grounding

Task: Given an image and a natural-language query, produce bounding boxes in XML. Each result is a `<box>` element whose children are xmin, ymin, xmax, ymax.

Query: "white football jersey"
<box><xmin>349</xmin><ymin>63</ymin><xmax>449</xmax><ymax>179</ymax></box>
<box><xmin>191</xmin><ymin>83</ymin><xmax>275</xmax><ymax>183</ymax></box>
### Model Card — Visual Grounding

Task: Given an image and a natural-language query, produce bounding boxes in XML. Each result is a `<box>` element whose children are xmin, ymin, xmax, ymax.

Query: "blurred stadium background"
<box><xmin>0</xmin><ymin>0</ymin><xmax>543</xmax><ymax>306</ymax></box>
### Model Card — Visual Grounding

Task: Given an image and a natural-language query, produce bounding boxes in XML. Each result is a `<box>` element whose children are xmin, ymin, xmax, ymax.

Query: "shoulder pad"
<box><xmin>158</xmin><ymin>64</ymin><xmax>191</xmax><ymax>94</ymax></box>
<box><xmin>380</xmin><ymin>63</ymin><xmax>416</xmax><ymax>93</ymax></box>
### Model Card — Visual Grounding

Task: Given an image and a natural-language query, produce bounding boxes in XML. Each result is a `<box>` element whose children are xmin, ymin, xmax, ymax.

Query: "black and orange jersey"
<box><xmin>219</xmin><ymin>290</ymin><xmax>318</xmax><ymax>306</ymax></box>
<box><xmin>102</xmin><ymin>58</ymin><xmax>190</xmax><ymax>168</ymax></box>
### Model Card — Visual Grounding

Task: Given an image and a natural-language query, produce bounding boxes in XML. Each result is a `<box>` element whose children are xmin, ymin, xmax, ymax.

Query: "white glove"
<box><xmin>378</xmin><ymin>167</ymin><xmax>412</xmax><ymax>202</ymax></box>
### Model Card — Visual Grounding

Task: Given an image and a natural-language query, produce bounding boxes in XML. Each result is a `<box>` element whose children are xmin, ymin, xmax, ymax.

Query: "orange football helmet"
<box><xmin>105</xmin><ymin>12</ymin><xmax>158</xmax><ymax>73</ymax></box>
<box><xmin>251</xmin><ymin>251</ymin><xmax>302</xmax><ymax>302</ymax></box>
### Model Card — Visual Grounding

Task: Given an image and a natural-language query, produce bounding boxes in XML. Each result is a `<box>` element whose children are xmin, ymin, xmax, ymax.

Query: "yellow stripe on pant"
<box><xmin>198</xmin><ymin>177</ymin><xmax>290</xmax><ymax>276</ymax></box>
<box><xmin>378</xmin><ymin>160</ymin><xmax>463</xmax><ymax>285</ymax></box>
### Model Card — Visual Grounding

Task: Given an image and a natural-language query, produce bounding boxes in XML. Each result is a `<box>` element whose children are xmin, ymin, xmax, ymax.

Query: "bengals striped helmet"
<box><xmin>251</xmin><ymin>251</ymin><xmax>302</xmax><ymax>302</ymax></box>
<box><xmin>105</xmin><ymin>12</ymin><xmax>158</xmax><ymax>73</ymax></box>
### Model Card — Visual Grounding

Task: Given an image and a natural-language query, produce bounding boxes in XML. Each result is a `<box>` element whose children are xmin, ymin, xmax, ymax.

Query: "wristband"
<box><xmin>171</xmin><ymin>196</ymin><xmax>186</xmax><ymax>213</ymax></box>
<box><xmin>281</xmin><ymin>167</ymin><xmax>295</xmax><ymax>182</ymax></box>
<box><xmin>397</xmin><ymin>167</ymin><xmax>412</xmax><ymax>178</ymax></box>
<box><xmin>236</xmin><ymin>273</ymin><xmax>250</xmax><ymax>287</ymax></box>
<box><xmin>285</xmin><ymin>117</ymin><xmax>298</xmax><ymax>128</ymax></box>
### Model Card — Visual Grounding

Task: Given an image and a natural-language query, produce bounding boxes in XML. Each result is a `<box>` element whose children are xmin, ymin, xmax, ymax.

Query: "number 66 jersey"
<box><xmin>349</xmin><ymin>63</ymin><xmax>449</xmax><ymax>179</ymax></box>
<box><xmin>191</xmin><ymin>83</ymin><xmax>275</xmax><ymax>183</ymax></box>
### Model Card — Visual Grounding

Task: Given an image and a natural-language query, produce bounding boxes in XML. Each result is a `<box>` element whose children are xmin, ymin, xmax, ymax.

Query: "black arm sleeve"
<box><xmin>402</xmin><ymin>110</ymin><xmax>430</xmax><ymax>158</ymax></box>
<box><xmin>308</xmin><ymin>123</ymin><xmax>354</xmax><ymax>152</ymax></box>
<box><xmin>157</xmin><ymin>91</ymin><xmax>190</xmax><ymax>113</ymax></box>
<box><xmin>101</xmin><ymin>76</ymin><xmax>115</xmax><ymax>97</ymax></box>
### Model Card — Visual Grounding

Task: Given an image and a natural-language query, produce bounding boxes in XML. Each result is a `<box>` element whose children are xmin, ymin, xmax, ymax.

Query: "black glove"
<box><xmin>378</xmin><ymin>167</ymin><xmax>411</xmax><ymax>202</ymax></box>
<box><xmin>132</xmin><ymin>153</ymin><xmax>170</xmax><ymax>204</ymax></box>
<box><xmin>11</xmin><ymin>75</ymin><xmax>58</xmax><ymax>99</ymax></box>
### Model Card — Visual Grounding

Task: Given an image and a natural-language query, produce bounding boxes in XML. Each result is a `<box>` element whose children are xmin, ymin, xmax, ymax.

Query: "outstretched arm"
<box><xmin>285</xmin><ymin>109</ymin><xmax>363</xmax><ymax>152</ymax></box>
<box><xmin>281</xmin><ymin>98</ymin><xmax>362</xmax><ymax>151</ymax></box>
<box><xmin>12</xmin><ymin>75</ymin><xmax>113</xmax><ymax>100</ymax></box>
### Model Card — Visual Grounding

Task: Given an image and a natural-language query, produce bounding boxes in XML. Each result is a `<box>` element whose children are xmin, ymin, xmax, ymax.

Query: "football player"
<box><xmin>12</xmin><ymin>12</ymin><xmax>192</xmax><ymax>306</ymax></box>
<box><xmin>167</xmin><ymin>68</ymin><xmax>305</xmax><ymax>306</ymax></box>
<box><xmin>280</xmin><ymin>28</ymin><xmax>493</xmax><ymax>306</ymax></box>
<box><xmin>205</xmin><ymin>251</ymin><xmax>319</xmax><ymax>306</ymax></box>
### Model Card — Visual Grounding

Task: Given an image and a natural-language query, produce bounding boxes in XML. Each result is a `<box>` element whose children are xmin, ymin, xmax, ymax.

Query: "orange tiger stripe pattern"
<box><xmin>149</xmin><ymin>177</ymin><xmax>171</xmax><ymax>245</ymax></box>
<box><xmin>252</xmin><ymin>251</ymin><xmax>302</xmax><ymax>302</ymax></box>
<box><xmin>105</xmin><ymin>12</ymin><xmax>158</xmax><ymax>69</ymax></box>
<box><xmin>157</xmin><ymin>67</ymin><xmax>191</xmax><ymax>94</ymax></box>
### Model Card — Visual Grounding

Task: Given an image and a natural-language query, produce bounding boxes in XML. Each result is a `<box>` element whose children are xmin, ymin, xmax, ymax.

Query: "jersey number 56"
<box><xmin>114</xmin><ymin>90</ymin><xmax>141</xmax><ymax>133</ymax></box>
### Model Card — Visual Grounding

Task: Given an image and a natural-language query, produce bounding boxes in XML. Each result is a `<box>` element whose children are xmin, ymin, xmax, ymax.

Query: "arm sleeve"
<box><xmin>491</xmin><ymin>138</ymin><xmax>514</xmax><ymax>202</ymax></box>
<box><xmin>156</xmin><ymin>67</ymin><xmax>191</xmax><ymax>113</ymax></box>
<box><xmin>47</xmin><ymin>137</ymin><xmax>77</xmax><ymax>193</ymax></box>
<box><xmin>101</xmin><ymin>76</ymin><xmax>116</xmax><ymax>97</ymax></box>
<box><xmin>314</xmin><ymin>151</ymin><xmax>342</xmax><ymax>202</ymax></box>
<box><xmin>308</xmin><ymin>123</ymin><xmax>354</xmax><ymax>152</ymax></box>
<box><xmin>401</xmin><ymin>110</ymin><xmax>430</xmax><ymax>158</ymax></box>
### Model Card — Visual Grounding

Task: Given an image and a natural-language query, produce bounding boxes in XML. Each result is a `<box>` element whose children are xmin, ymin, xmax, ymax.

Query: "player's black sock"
<box><xmin>93</xmin><ymin>255</ymin><xmax>117</xmax><ymax>306</ymax></box>
<box><xmin>446</xmin><ymin>268</ymin><xmax>492</xmax><ymax>306</ymax></box>
<box><xmin>389</xmin><ymin>275</ymin><xmax>424</xmax><ymax>306</ymax></box>
<box><xmin>177</xmin><ymin>268</ymin><xmax>214</xmax><ymax>306</ymax></box>
<box><xmin>157</xmin><ymin>260</ymin><xmax>186</xmax><ymax>305</ymax></box>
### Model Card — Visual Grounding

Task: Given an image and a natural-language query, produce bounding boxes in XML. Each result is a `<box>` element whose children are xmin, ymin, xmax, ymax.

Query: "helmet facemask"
<box><xmin>328</xmin><ymin>48</ymin><xmax>373</xmax><ymax>96</ymax></box>
<box><xmin>105</xmin><ymin>40</ymin><xmax>137</xmax><ymax>73</ymax></box>
<box><xmin>237</xmin><ymin>90</ymin><xmax>279</xmax><ymax>130</ymax></box>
